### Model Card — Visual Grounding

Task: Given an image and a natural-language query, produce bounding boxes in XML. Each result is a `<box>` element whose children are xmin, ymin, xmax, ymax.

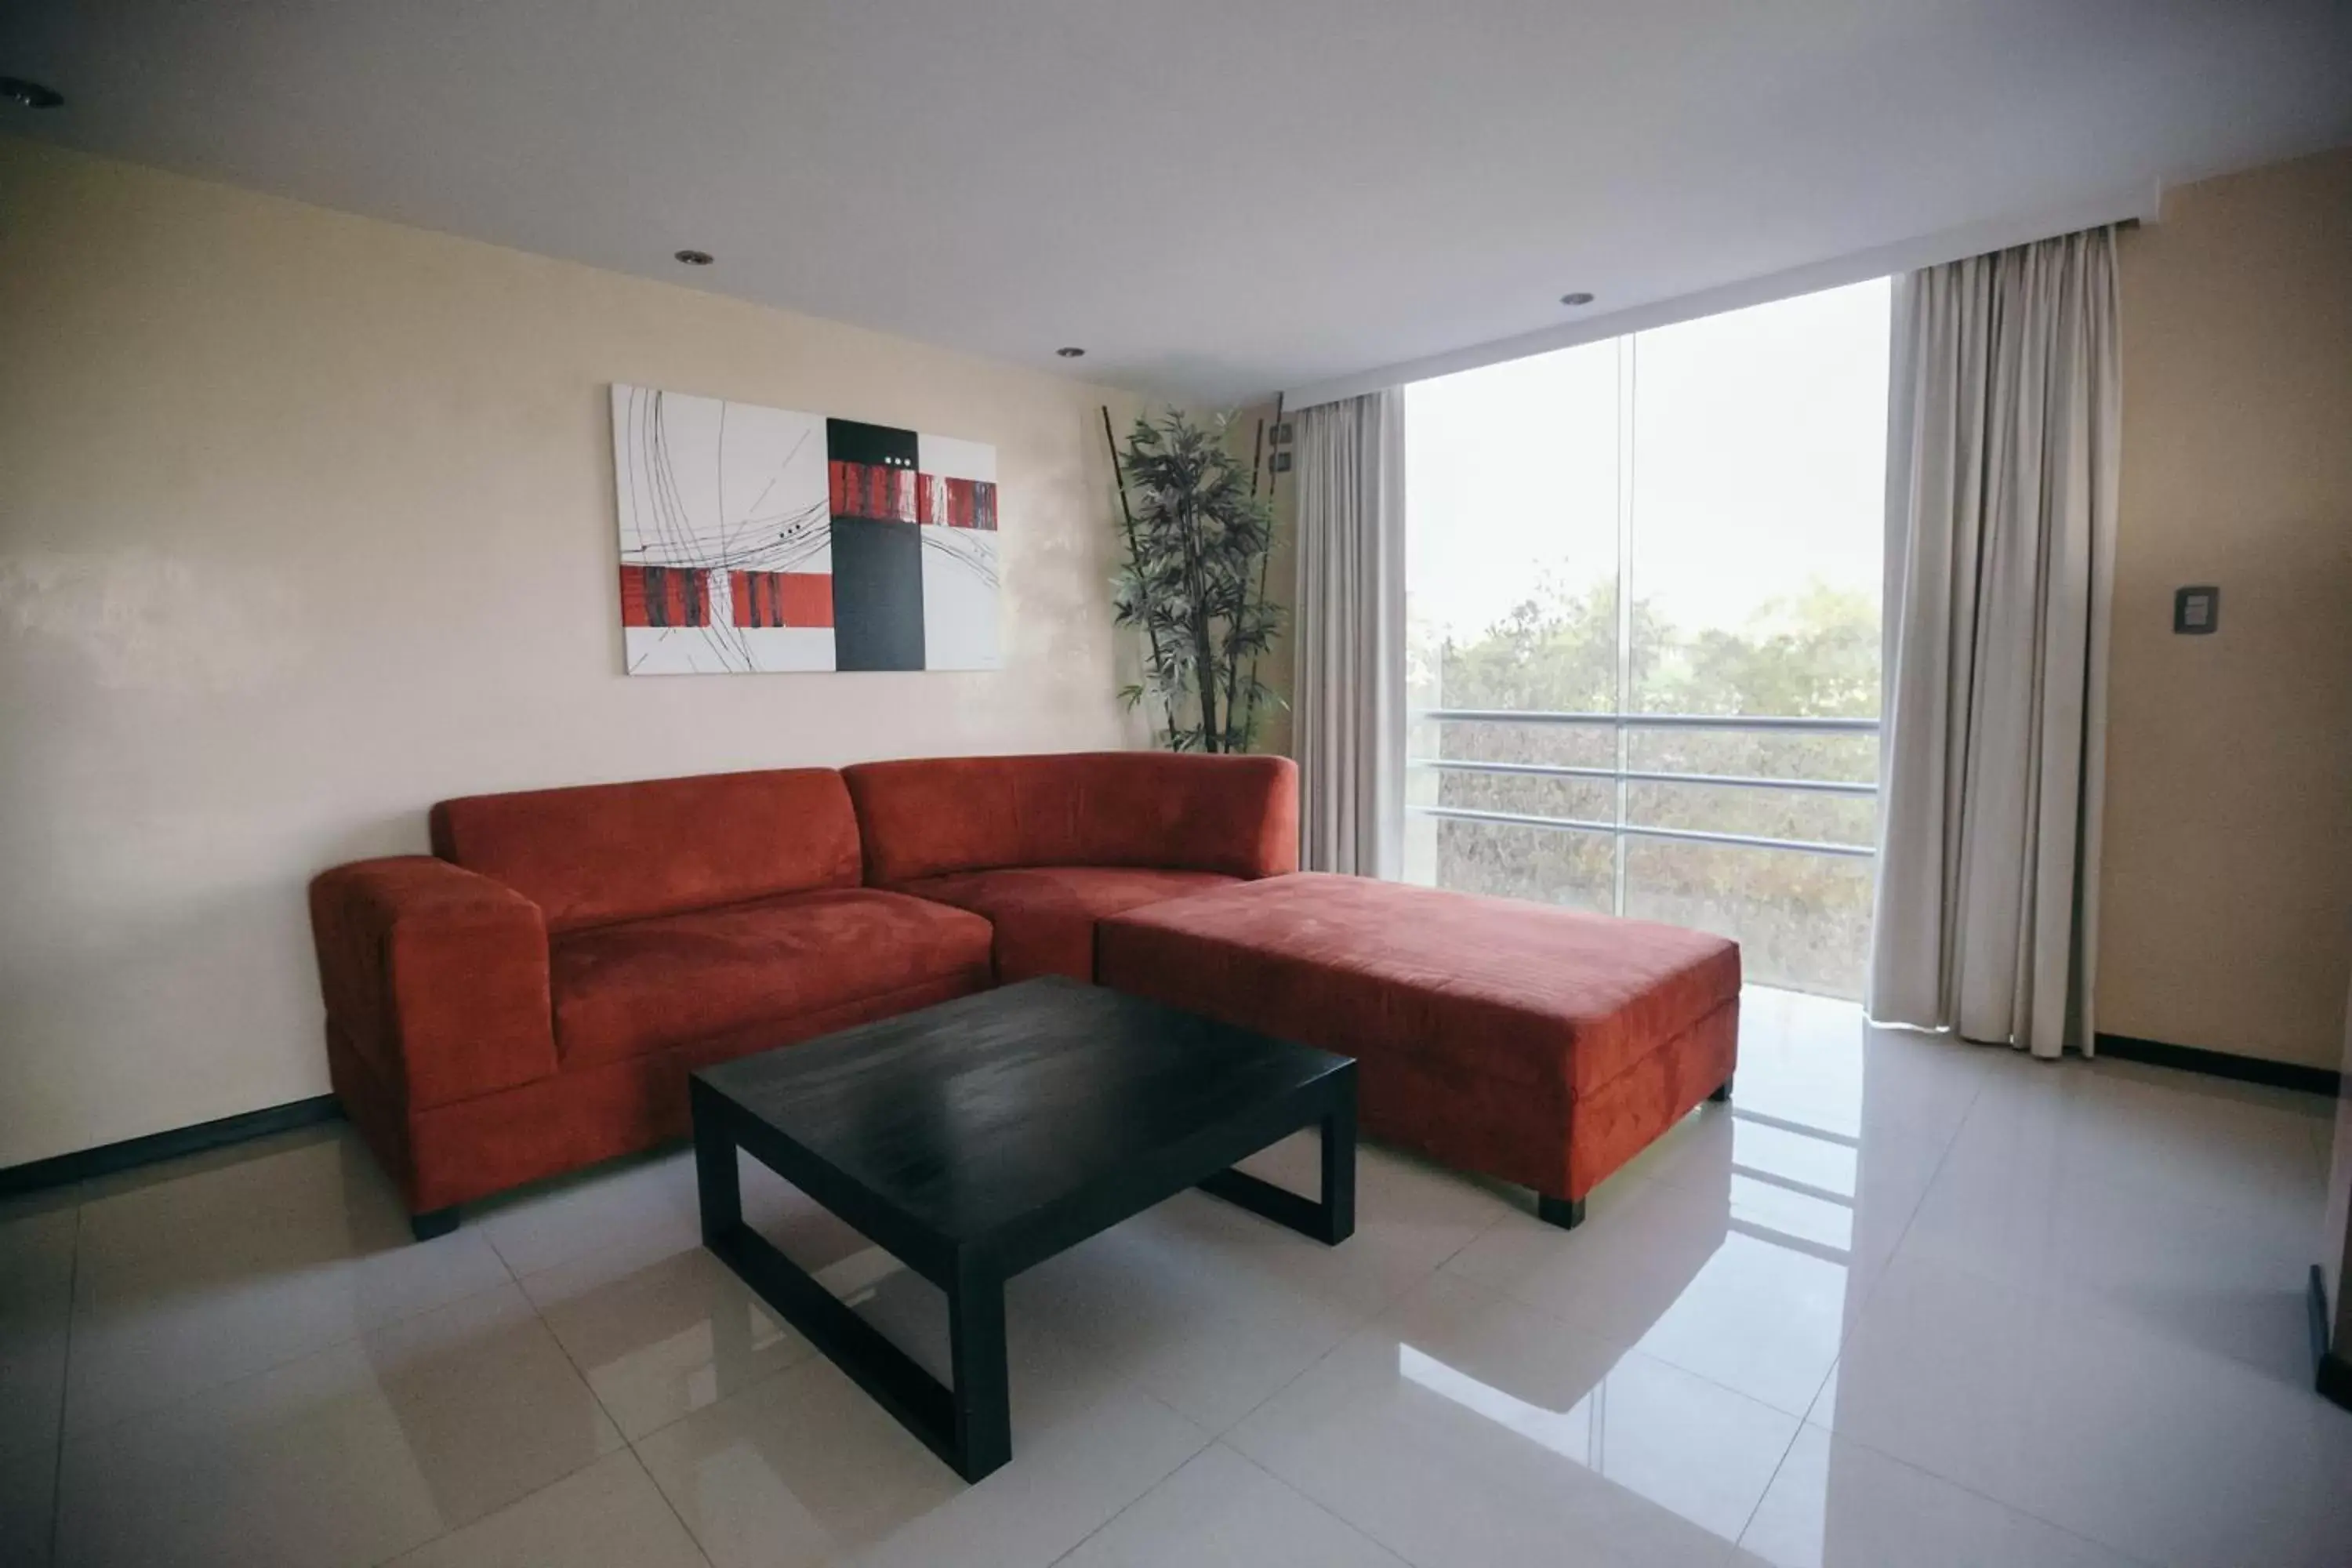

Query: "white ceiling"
<box><xmin>5</xmin><ymin>1</ymin><xmax>2349</xmax><ymax>404</ymax></box>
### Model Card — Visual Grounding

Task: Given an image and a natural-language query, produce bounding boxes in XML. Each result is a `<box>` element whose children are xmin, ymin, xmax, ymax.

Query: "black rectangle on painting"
<box><xmin>827</xmin><ymin>419</ymin><xmax>920</xmax><ymax>470</ymax></box>
<box><xmin>830</xmin><ymin>517</ymin><xmax>926</xmax><ymax>670</ymax></box>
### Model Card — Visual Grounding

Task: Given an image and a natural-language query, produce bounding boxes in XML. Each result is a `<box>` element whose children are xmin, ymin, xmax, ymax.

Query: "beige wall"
<box><xmin>2098</xmin><ymin>147</ymin><xmax>2352</xmax><ymax>1070</ymax></box>
<box><xmin>0</xmin><ymin>138</ymin><xmax>1150</xmax><ymax>1168</ymax></box>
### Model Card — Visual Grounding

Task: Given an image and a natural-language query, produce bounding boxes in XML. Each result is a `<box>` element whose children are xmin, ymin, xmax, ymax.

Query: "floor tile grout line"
<box><xmin>1217</xmin><ymin>1440</ymin><xmax>1417</xmax><ymax>1566</ymax></box>
<box><xmin>619</xmin><ymin>1440</ymin><xmax>719</xmax><ymax>1568</ymax></box>
<box><xmin>1448</xmin><ymin>1050</ymin><xmax>1998</xmax><ymax>1428</ymax></box>
<box><xmin>1728</xmin><ymin>1414</ymin><xmax>1806</xmax><ymax>1552</ymax></box>
<box><xmin>358</xmin><ymin>1282</ymin><xmax>637</xmax><ymax>1566</ymax></box>
<box><xmin>510</xmin><ymin>1251</ymin><xmax>647</xmax><ymax>1466</ymax></box>
<box><xmin>1044</xmin><ymin>1381</ymin><xmax>1221</xmax><ymax>1566</ymax></box>
<box><xmin>1041</xmin><ymin>1438</ymin><xmax>1409</xmax><ymax>1568</ymax></box>
<box><xmin>1705</xmin><ymin>1040</ymin><xmax>1987</xmax><ymax>1552</ymax></box>
<box><xmin>1453</xmin><ymin>1241</ymin><xmax>1848</xmax><ymax>1427</ymax></box>
<box><xmin>356</xmin><ymin>1445</ymin><xmax>713</xmax><ymax>1568</ymax></box>
<box><xmin>1778</xmin><ymin>1415</ymin><xmax>2169</xmax><ymax>1568</ymax></box>
<box><xmin>46</xmin><ymin>1199</ymin><xmax>82</xmax><ymax>1568</ymax></box>
<box><xmin>1196</xmin><ymin>1204</ymin><xmax>1516</xmax><ymax>1439</ymax></box>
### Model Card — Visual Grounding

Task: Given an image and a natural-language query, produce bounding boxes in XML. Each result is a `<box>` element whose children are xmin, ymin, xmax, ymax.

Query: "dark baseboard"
<box><xmin>0</xmin><ymin>1095</ymin><xmax>343</xmax><ymax>1199</ymax></box>
<box><xmin>2095</xmin><ymin>1033</ymin><xmax>2340</xmax><ymax>1098</ymax></box>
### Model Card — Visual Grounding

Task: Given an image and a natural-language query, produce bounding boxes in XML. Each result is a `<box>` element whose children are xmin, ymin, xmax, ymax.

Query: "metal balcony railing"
<box><xmin>1407</xmin><ymin>709</ymin><xmax>1880</xmax><ymax>861</ymax></box>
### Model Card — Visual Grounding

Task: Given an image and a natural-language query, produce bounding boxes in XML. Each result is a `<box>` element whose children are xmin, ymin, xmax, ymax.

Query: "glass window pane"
<box><xmin>1624</xmin><ymin>279</ymin><xmax>1889</xmax><ymax>720</ymax></box>
<box><xmin>1625</xmin><ymin>778</ymin><xmax>1876</xmax><ymax>851</ymax></box>
<box><xmin>1406</xmin><ymin>341</ymin><xmax>1621</xmax><ymax>721</ymax></box>
<box><xmin>1418</xmin><ymin>717</ymin><xmax>1618</xmax><ymax>770</ymax></box>
<box><xmin>1427</xmin><ymin>764</ymin><xmax>1615</xmax><ymax>828</ymax></box>
<box><xmin>1422</xmin><ymin>817</ymin><xmax>1614</xmax><ymax>915</ymax></box>
<box><xmin>1400</xmin><ymin>278</ymin><xmax>1889</xmax><ymax>1000</ymax></box>
<box><xmin>1624</xmin><ymin>727</ymin><xmax>1878</xmax><ymax>786</ymax></box>
<box><xmin>1621</xmin><ymin>837</ymin><xmax>1874</xmax><ymax>997</ymax></box>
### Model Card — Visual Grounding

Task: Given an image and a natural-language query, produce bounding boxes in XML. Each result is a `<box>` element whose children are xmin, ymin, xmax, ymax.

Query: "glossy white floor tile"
<box><xmin>1053</xmin><ymin>1442</ymin><xmax>1407</xmax><ymax>1568</ymax></box>
<box><xmin>473</xmin><ymin>1146</ymin><xmax>708</xmax><ymax>1279</ymax></box>
<box><xmin>1229</xmin><ymin>1272</ymin><xmax>1795</xmax><ymax>1566</ymax></box>
<box><xmin>381</xmin><ymin>1448</ymin><xmax>710</xmax><ymax>1568</ymax></box>
<box><xmin>1444</xmin><ymin>1174</ymin><xmax>1860</xmax><ymax>1418</ymax></box>
<box><xmin>635</xmin><ymin>1343</ymin><xmax>1207</xmax><ymax>1568</ymax></box>
<box><xmin>64</xmin><ymin>1124</ymin><xmax>513</xmax><ymax>1433</ymax></box>
<box><xmin>0</xmin><ymin>1206</ymin><xmax>76</xmax><ymax>1568</ymax></box>
<box><xmin>1815</xmin><ymin>1247</ymin><xmax>2352</xmax><ymax>1568</ymax></box>
<box><xmin>523</xmin><ymin>1236</ymin><xmax>818</xmax><ymax>1440</ymax></box>
<box><xmin>55</xmin><ymin>1283</ymin><xmax>622</xmax><ymax>1567</ymax></box>
<box><xmin>5</xmin><ymin>985</ymin><xmax>2343</xmax><ymax>1568</ymax></box>
<box><xmin>1005</xmin><ymin>1205</ymin><xmax>1365</xmax><ymax>1433</ymax></box>
<box><xmin>1739</xmin><ymin>1424</ymin><xmax>2148</xmax><ymax>1568</ymax></box>
<box><xmin>1897</xmin><ymin>1051</ymin><xmax>2330</xmax><ymax>1383</ymax></box>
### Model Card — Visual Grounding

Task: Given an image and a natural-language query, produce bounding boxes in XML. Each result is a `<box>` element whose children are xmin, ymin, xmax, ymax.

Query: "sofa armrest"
<box><xmin>308</xmin><ymin>856</ymin><xmax>557</xmax><ymax>1110</ymax></box>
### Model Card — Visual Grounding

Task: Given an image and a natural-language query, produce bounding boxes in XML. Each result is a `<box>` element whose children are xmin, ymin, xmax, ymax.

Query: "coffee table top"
<box><xmin>693</xmin><ymin>977</ymin><xmax>1351</xmax><ymax>1254</ymax></box>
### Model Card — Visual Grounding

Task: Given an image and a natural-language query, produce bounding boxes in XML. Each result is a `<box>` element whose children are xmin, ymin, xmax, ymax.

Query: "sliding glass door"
<box><xmin>1403</xmin><ymin>279</ymin><xmax>1889</xmax><ymax>997</ymax></box>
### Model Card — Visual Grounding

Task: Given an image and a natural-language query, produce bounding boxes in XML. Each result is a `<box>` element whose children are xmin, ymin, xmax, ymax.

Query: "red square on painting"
<box><xmin>918</xmin><ymin>475</ymin><xmax>999</xmax><ymax>530</ymax></box>
<box><xmin>619</xmin><ymin>564</ymin><xmax>710</xmax><ymax>627</ymax></box>
<box><xmin>776</xmin><ymin>572</ymin><xmax>833</xmax><ymax>626</ymax></box>
<box><xmin>829</xmin><ymin>460</ymin><xmax>919</xmax><ymax>523</ymax></box>
<box><xmin>729</xmin><ymin>570</ymin><xmax>834</xmax><ymax>628</ymax></box>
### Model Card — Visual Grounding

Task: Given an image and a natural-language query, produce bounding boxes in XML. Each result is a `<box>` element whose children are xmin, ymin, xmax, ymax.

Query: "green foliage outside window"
<box><xmin>1410</xmin><ymin>575</ymin><xmax>1879</xmax><ymax>998</ymax></box>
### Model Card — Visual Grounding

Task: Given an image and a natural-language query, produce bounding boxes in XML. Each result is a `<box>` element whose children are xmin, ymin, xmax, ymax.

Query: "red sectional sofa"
<box><xmin>309</xmin><ymin>753</ymin><xmax>1296</xmax><ymax>1235</ymax></box>
<box><xmin>310</xmin><ymin>750</ymin><xmax>1736</xmax><ymax>1240</ymax></box>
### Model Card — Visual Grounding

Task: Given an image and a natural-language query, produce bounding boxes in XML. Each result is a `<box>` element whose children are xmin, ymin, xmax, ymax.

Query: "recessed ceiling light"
<box><xmin>1055</xmin><ymin>347</ymin><xmax>1086</xmax><ymax>358</ymax></box>
<box><xmin>1</xmin><ymin>77</ymin><xmax>65</xmax><ymax>110</ymax></box>
<box><xmin>673</xmin><ymin>249</ymin><xmax>713</xmax><ymax>266</ymax></box>
<box><xmin>1559</xmin><ymin>291</ymin><xmax>1595</xmax><ymax>307</ymax></box>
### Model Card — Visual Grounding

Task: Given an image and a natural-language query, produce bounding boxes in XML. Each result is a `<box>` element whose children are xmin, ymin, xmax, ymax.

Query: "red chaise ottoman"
<box><xmin>1097</xmin><ymin>872</ymin><xmax>1740</xmax><ymax>1227</ymax></box>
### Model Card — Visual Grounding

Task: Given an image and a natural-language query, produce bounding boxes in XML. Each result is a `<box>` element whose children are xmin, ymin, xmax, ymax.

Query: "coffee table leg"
<box><xmin>949</xmin><ymin>1252</ymin><xmax>1011</xmax><ymax>1482</ymax></box>
<box><xmin>694</xmin><ymin>1083</ymin><xmax>1013</xmax><ymax>1483</ymax></box>
<box><xmin>1196</xmin><ymin>1080</ymin><xmax>1358</xmax><ymax>1246</ymax></box>
<box><xmin>1318</xmin><ymin>1098</ymin><xmax>1357</xmax><ymax>1245</ymax></box>
<box><xmin>693</xmin><ymin>1093</ymin><xmax>742</xmax><ymax>1243</ymax></box>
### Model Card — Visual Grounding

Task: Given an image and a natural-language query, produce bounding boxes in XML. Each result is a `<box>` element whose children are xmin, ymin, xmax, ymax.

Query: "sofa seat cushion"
<box><xmin>891</xmin><ymin>866</ymin><xmax>1239</xmax><ymax>982</ymax></box>
<box><xmin>551</xmin><ymin>888</ymin><xmax>993</xmax><ymax>1067</ymax></box>
<box><xmin>1096</xmin><ymin>872</ymin><xmax>1740</xmax><ymax>1098</ymax></box>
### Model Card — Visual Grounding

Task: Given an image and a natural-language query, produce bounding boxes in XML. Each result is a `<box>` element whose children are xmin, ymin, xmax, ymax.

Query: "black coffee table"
<box><xmin>688</xmin><ymin>976</ymin><xmax>1356</xmax><ymax>1482</ymax></box>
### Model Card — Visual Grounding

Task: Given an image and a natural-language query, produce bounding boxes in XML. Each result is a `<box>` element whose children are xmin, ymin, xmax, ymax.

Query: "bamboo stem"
<box><xmin>1240</xmin><ymin>391</ymin><xmax>1285</xmax><ymax>745</ymax></box>
<box><xmin>1104</xmin><ymin>406</ymin><xmax>1181</xmax><ymax>745</ymax></box>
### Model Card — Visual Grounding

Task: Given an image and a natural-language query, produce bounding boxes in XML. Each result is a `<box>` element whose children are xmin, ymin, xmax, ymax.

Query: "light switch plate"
<box><xmin>2173</xmin><ymin>585</ymin><xmax>2220</xmax><ymax>634</ymax></box>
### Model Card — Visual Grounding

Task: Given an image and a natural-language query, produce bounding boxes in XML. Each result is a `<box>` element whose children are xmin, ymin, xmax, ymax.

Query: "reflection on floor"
<box><xmin>2</xmin><ymin>986</ymin><xmax>2347</xmax><ymax>1567</ymax></box>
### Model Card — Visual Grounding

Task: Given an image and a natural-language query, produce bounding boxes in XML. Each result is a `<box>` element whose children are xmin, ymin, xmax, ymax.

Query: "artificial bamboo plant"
<box><xmin>1106</xmin><ymin>408</ymin><xmax>1283</xmax><ymax>753</ymax></box>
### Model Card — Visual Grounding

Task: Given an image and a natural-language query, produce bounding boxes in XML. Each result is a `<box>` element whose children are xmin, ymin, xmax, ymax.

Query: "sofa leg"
<box><xmin>1708</xmin><ymin>1074</ymin><xmax>1733</xmax><ymax>1103</ymax></box>
<box><xmin>1537</xmin><ymin>1194</ymin><xmax>1585</xmax><ymax>1231</ymax></box>
<box><xmin>410</xmin><ymin>1206</ymin><xmax>459</xmax><ymax>1242</ymax></box>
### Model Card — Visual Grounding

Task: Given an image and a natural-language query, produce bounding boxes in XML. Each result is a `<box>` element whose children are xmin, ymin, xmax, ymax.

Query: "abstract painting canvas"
<box><xmin>612</xmin><ymin>383</ymin><xmax>1001</xmax><ymax>673</ymax></box>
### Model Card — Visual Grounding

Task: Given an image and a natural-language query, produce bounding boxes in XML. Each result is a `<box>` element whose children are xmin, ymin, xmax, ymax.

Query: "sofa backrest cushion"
<box><xmin>841</xmin><ymin>752</ymin><xmax>1298</xmax><ymax>884</ymax></box>
<box><xmin>430</xmin><ymin>768</ymin><xmax>862</xmax><ymax>933</ymax></box>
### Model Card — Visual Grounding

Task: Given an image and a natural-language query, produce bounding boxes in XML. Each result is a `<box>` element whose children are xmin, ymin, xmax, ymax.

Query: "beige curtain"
<box><xmin>1867</xmin><ymin>227</ymin><xmax>2121</xmax><ymax>1057</ymax></box>
<box><xmin>1294</xmin><ymin>390</ymin><xmax>1406</xmax><ymax>877</ymax></box>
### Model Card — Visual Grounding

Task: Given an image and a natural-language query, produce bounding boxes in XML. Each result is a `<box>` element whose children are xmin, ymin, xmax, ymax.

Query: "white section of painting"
<box><xmin>611</xmin><ymin>383</ymin><xmax>833</xmax><ymax>674</ymax></box>
<box><xmin>920</xmin><ymin>528</ymin><xmax>1002</xmax><ymax>670</ymax></box>
<box><xmin>916</xmin><ymin>432</ymin><xmax>996</xmax><ymax>484</ymax></box>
